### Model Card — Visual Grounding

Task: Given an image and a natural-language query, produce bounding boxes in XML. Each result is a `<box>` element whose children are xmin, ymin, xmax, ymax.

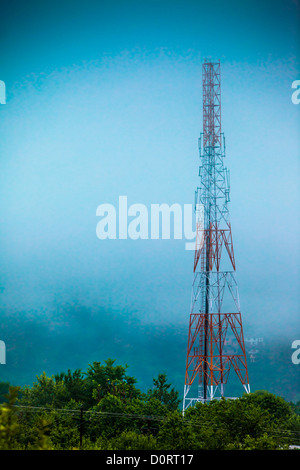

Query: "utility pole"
<box><xmin>79</xmin><ymin>407</ymin><xmax>84</xmax><ymax>449</ymax></box>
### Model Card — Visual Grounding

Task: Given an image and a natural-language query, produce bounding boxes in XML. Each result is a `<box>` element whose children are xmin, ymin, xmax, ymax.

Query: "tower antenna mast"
<box><xmin>183</xmin><ymin>60</ymin><xmax>250</xmax><ymax>411</ymax></box>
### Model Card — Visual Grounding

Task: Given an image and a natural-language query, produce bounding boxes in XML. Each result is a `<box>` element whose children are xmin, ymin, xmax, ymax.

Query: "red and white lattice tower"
<box><xmin>183</xmin><ymin>60</ymin><xmax>250</xmax><ymax>411</ymax></box>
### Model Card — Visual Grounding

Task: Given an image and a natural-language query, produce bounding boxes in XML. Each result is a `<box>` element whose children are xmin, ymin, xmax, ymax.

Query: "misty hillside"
<box><xmin>1</xmin><ymin>305</ymin><xmax>299</xmax><ymax>403</ymax></box>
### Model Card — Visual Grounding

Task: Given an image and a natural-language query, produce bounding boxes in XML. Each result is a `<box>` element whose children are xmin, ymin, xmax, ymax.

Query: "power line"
<box><xmin>11</xmin><ymin>404</ymin><xmax>300</xmax><ymax>438</ymax></box>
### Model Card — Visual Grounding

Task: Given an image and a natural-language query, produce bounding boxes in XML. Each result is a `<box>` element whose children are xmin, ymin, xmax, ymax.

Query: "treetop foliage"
<box><xmin>0</xmin><ymin>358</ymin><xmax>299</xmax><ymax>450</ymax></box>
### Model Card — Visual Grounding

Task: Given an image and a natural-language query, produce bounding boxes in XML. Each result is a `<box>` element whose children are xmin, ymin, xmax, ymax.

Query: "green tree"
<box><xmin>84</xmin><ymin>359</ymin><xmax>141</xmax><ymax>407</ymax></box>
<box><xmin>107</xmin><ymin>430</ymin><xmax>158</xmax><ymax>450</ymax></box>
<box><xmin>8</xmin><ymin>360</ymin><xmax>300</xmax><ymax>450</ymax></box>
<box><xmin>147</xmin><ymin>374</ymin><xmax>180</xmax><ymax>411</ymax></box>
<box><xmin>156</xmin><ymin>411</ymin><xmax>198</xmax><ymax>450</ymax></box>
<box><xmin>241</xmin><ymin>390</ymin><xmax>293</xmax><ymax>423</ymax></box>
<box><xmin>0</xmin><ymin>386</ymin><xmax>21</xmax><ymax>450</ymax></box>
<box><xmin>20</xmin><ymin>372</ymin><xmax>56</xmax><ymax>407</ymax></box>
<box><xmin>54</xmin><ymin>369</ymin><xmax>87</xmax><ymax>404</ymax></box>
<box><xmin>185</xmin><ymin>395</ymin><xmax>290</xmax><ymax>450</ymax></box>
<box><xmin>27</xmin><ymin>417</ymin><xmax>52</xmax><ymax>450</ymax></box>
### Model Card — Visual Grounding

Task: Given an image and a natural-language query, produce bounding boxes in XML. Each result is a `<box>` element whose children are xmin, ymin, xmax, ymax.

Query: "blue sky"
<box><xmin>0</xmin><ymin>0</ymin><xmax>299</xmax><ymax>385</ymax></box>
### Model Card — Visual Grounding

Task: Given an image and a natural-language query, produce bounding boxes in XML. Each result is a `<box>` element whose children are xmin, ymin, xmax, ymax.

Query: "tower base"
<box><xmin>183</xmin><ymin>383</ymin><xmax>251</xmax><ymax>413</ymax></box>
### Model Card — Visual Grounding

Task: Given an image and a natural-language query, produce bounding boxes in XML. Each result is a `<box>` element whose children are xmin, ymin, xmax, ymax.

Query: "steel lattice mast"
<box><xmin>183</xmin><ymin>60</ymin><xmax>250</xmax><ymax>412</ymax></box>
